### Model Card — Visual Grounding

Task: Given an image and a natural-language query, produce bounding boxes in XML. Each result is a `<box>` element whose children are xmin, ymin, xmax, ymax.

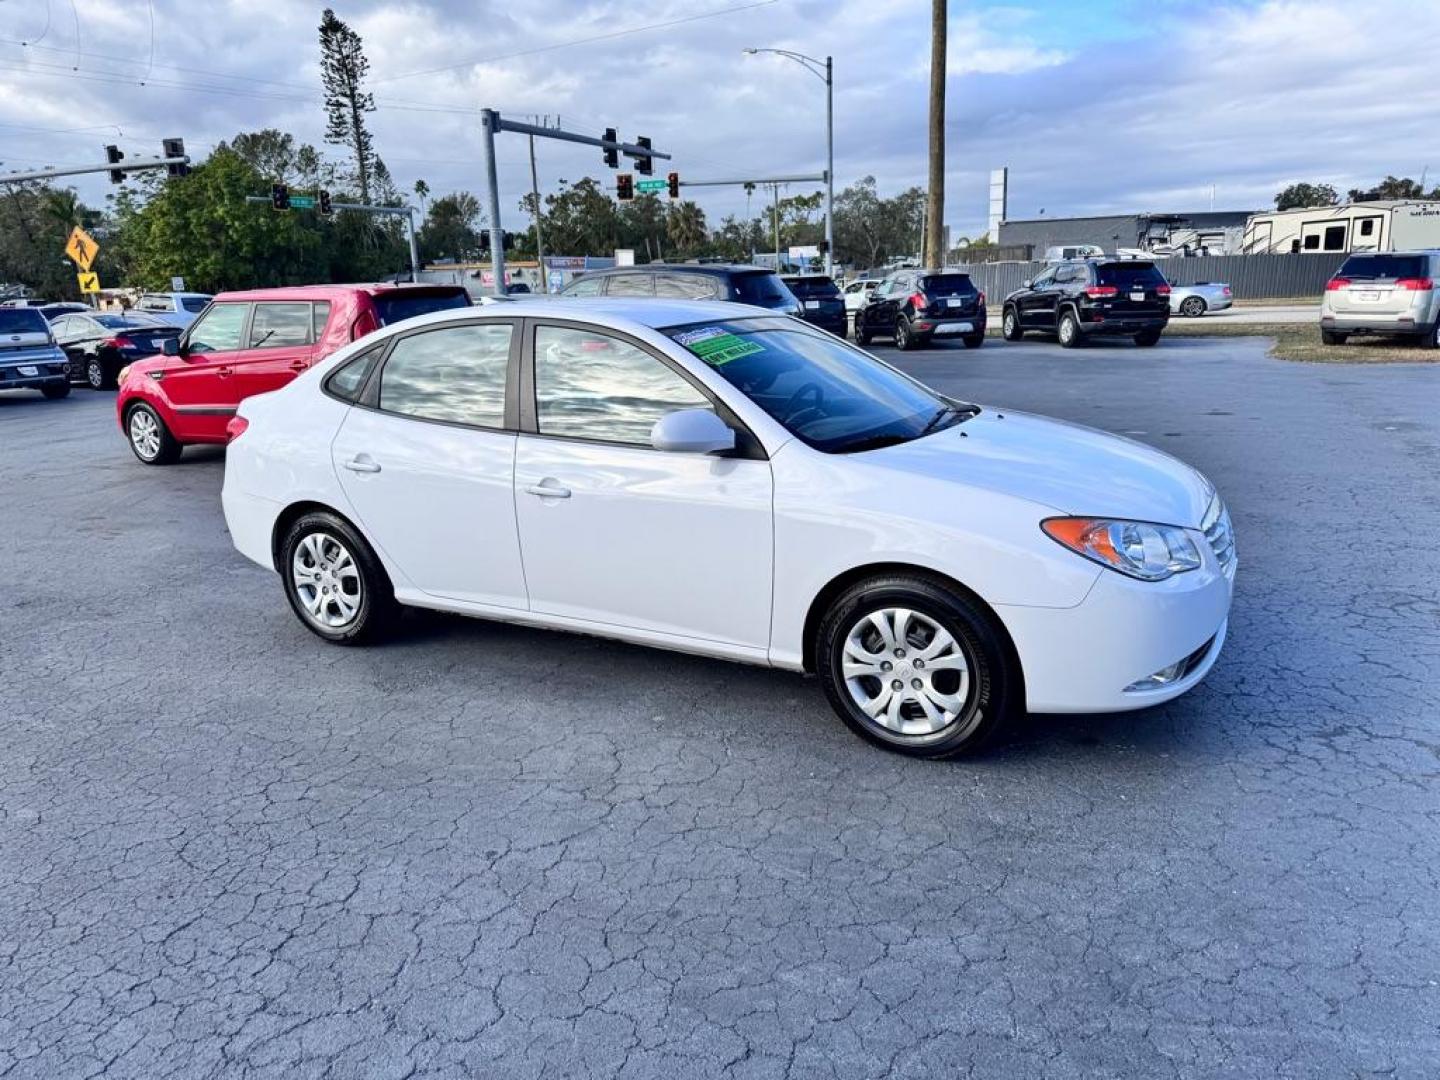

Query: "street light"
<box><xmin>743</xmin><ymin>47</ymin><xmax>834</xmax><ymax>277</ymax></box>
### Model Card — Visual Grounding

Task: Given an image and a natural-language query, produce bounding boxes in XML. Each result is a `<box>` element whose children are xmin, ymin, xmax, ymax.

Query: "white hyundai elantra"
<box><xmin>222</xmin><ymin>298</ymin><xmax>1235</xmax><ymax>758</ymax></box>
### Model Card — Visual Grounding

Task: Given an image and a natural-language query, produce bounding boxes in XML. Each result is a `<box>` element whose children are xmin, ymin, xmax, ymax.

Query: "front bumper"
<box><xmin>996</xmin><ymin>553</ymin><xmax>1235</xmax><ymax>714</ymax></box>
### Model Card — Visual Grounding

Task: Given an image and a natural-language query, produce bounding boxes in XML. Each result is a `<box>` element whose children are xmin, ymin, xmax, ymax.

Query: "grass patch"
<box><xmin>1230</xmin><ymin>296</ymin><xmax>1318</xmax><ymax>308</ymax></box>
<box><xmin>1164</xmin><ymin>321</ymin><xmax>1438</xmax><ymax>363</ymax></box>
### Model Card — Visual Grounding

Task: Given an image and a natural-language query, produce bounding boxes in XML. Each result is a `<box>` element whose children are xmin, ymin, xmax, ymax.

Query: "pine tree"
<box><xmin>318</xmin><ymin>8</ymin><xmax>377</xmax><ymax>204</ymax></box>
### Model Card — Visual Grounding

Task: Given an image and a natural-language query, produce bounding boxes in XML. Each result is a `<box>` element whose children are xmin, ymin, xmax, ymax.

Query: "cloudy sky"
<box><xmin>2</xmin><ymin>0</ymin><xmax>1438</xmax><ymax>240</ymax></box>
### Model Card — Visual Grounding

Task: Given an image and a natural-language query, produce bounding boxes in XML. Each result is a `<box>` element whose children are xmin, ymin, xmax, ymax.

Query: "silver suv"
<box><xmin>1321</xmin><ymin>250</ymin><xmax>1440</xmax><ymax>347</ymax></box>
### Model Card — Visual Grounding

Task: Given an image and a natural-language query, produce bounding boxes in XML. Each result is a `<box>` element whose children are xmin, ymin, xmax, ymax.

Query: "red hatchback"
<box><xmin>116</xmin><ymin>283</ymin><xmax>471</xmax><ymax>464</ymax></box>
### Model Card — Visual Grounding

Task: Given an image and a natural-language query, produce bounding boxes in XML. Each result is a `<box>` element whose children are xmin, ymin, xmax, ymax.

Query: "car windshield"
<box><xmin>0</xmin><ymin>309</ymin><xmax>48</xmax><ymax>334</ymax></box>
<box><xmin>731</xmin><ymin>273</ymin><xmax>794</xmax><ymax>305</ymax></box>
<box><xmin>784</xmin><ymin>277</ymin><xmax>841</xmax><ymax>300</ymax></box>
<box><xmin>1337</xmin><ymin>254</ymin><xmax>1428</xmax><ymax>280</ymax></box>
<box><xmin>1096</xmin><ymin>262</ymin><xmax>1167</xmax><ymax>287</ymax></box>
<box><xmin>665</xmin><ymin>317</ymin><xmax>974</xmax><ymax>453</ymax></box>
<box><xmin>372</xmin><ymin>290</ymin><xmax>469</xmax><ymax>326</ymax></box>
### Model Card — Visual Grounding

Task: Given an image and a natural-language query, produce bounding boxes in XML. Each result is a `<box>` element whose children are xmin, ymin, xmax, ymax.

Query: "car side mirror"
<box><xmin>650</xmin><ymin>408</ymin><xmax>736</xmax><ymax>454</ymax></box>
<box><xmin>1022</xmin><ymin>279</ymin><xmax>1033</xmax><ymax>289</ymax></box>
<box><xmin>161</xmin><ymin>338</ymin><xmax>181</xmax><ymax>357</ymax></box>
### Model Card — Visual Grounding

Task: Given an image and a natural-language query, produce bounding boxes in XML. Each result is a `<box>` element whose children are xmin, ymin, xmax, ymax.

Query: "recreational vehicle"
<box><xmin>1242</xmin><ymin>200</ymin><xmax>1440</xmax><ymax>255</ymax></box>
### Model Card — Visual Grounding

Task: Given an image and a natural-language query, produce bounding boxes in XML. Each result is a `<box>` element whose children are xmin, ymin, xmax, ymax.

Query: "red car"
<box><xmin>116</xmin><ymin>283</ymin><xmax>471</xmax><ymax>464</ymax></box>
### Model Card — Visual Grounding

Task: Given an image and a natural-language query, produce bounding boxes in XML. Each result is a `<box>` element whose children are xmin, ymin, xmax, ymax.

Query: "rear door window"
<box><xmin>249</xmin><ymin>303</ymin><xmax>314</xmax><ymax>348</ymax></box>
<box><xmin>655</xmin><ymin>273</ymin><xmax>718</xmax><ymax>299</ymax></box>
<box><xmin>185</xmin><ymin>303</ymin><xmax>249</xmax><ymax>353</ymax></box>
<box><xmin>1095</xmin><ymin>263</ymin><xmax>1166</xmax><ymax>288</ymax></box>
<box><xmin>1338</xmin><ymin>254</ymin><xmax>1428</xmax><ymax>280</ymax></box>
<box><xmin>562</xmin><ymin>276</ymin><xmax>604</xmax><ymax>297</ymax></box>
<box><xmin>607</xmin><ymin>274</ymin><xmax>655</xmax><ymax>297</ymax></box>
<box><xmin>378</xmin><ymin>323</ymin><xmax>512</xmax><ymax>428</ymax></box>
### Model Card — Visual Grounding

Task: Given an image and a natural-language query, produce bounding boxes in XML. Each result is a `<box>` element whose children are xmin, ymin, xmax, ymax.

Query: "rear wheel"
<box><xmin>125</xmin><ymin>403</ymin><xmax>182</xmax><ymax>465</ymax></box>
<box><xmin>895</xmin><ymin>315</ymin><xmax>915</xmax><ymax>351</ymax></box>
<box><xmin>280</xmin><ymin>511</ymin><xmax>397</xmax><ymax>645</ymax></box>
<box><xmin>1320</xmin><ymin>329</ymin><xmax>1348</xmax><ymax>346</ymax></box>
<box><xmin>1134</xmin><ymin>328</ymin><xmax>1163</xmax><ymax>347</ymax></box>
<box><xmin>40</xmin><ymin>382</ymin><xmax>70</xmax><ymax>400</ymax></box>
<box><xmin>1179</xmin><ymin>295</ymin><xmax>1207</xmax><ymax>318</ymax></box>
<box><xmin>1001</xmin><ymin>307</ymin><xmax>1024</xmax><ymax>341</ymax></box>
<box><xmin>85</xmin><ymin>355</ymin><xmax>117</xmax><ymax>391</ymax></box>
<box><xmin>961</xmin><ymin>332</ymin><xmax>985</xmax><ymax>349</ymax></box>
<box><xmin>1421</xmin><ymin>322</ymin><xmax>1440</xmax><ymax>349</ymax></box>
<box><xmin>816</xmin><ymin>575</ymin><xmax>1016</xmax><ymax>759</ymax></box>
<box><xmin>1057</xmin><ymin>309</ymin><xmax>1082</xmax><ymax>348</ymax></box>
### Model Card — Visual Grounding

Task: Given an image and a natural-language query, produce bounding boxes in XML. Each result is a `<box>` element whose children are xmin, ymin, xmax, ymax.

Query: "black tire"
<box><xmin>895</xmin><ymin>315</ymin><xmax>916</xmax><ymax>351</ymax></box>
<box><xmin>1001</xmin><ymin>307</ymin><xmax>1024</xmax><ymax>341</ymax></box>
<box><xmin>85</xmin><ymin>354</ymin><xmax>117</xmax><ymax>391</ymax></box>
<box><xmin>816</xmin><ymin>574</ymin><xmax>1017</xmax><ymax>759</ymax></box>
<box><xmin>1057</xmin><ymin>309</ymin><xmax>1082</xmax><ymax>348</ymax></box>
<box><xmin>961</xmin><ymin>333</ymin><xmax>985</xmax><ymax>349</ymax></box>
<box><xmin>40</xmin><ymin>382</ymin><xmax>71</xmax><ymax>400</ymax></box>
<box><xmin>1420</xmin><ymin>322</ymin><xmax>1440</xmax><ymax>350</ymax></box>
<box><xmin>1134</xmin><ymin>329</ymin><xmax>1163</xmax><ymax>347</ymax></box>
<box><xmin>124</xmin><ymin>402</ymin><xmax>182</xmax><ymax>465</ymax></box>
<box><xmin>853</xmin><ymin>312</ymin><xmax>871</xmax><ymax>346</ymax></box>
<box><xmin>1320</xmin><ymin>329</ymin><xmax>1348</xmax><ymax>346</ymax></box>
<box><xmin>279</xmin><ymin>511</ymin><xmax>398</xmax><ymax>646</ymax></box>
<box><xmin>1178</xmin><ymin>296</ymin><xmax>1207</xmax><ymax>318</ymax></box>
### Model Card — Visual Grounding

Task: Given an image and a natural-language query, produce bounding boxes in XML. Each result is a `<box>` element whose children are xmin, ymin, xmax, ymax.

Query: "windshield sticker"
<box><xmin>677</xmin><ymin>327</ymin><xmax>765</xmax><ymax>366</ymax></box>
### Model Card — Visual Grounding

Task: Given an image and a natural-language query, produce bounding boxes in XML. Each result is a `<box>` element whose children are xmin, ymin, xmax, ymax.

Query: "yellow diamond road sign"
<box><xmin>77</xmin><ymin>271</ymin><xmax>100</xmax><ymax>294</ymax></box>
<box><xmin>65</xmin><ymin>226</ymin><xmax>99</xmax><ymax>272</ymax></box>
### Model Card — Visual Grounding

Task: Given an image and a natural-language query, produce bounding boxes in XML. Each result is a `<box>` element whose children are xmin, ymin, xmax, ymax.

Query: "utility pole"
<box><xmin>528</xmin><ymin>125</ymin><xmax>546</xmax><ymax>292</ymax></box>
<box><xmin>924</xmin><ymin>0</ymin><xmax>947</xmax><ymax>268</ymax></box>
<box><xmin>773</xmin><ymin>184</ymin><xmax>781</xmax><ymax>269</ymax></box>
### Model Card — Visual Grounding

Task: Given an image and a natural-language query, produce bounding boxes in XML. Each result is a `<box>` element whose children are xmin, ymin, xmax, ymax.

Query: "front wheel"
<box><xmin>895</xmin><ymin>315</ymin><xmax>915</xmax><ymax>351</ymax></box>
<box><xmin>817</xmin><ymin>575</ymin><xmax>1016</xmax><ymax>758</ymax></box>
<box><xmin>853</xmin><ymin>313</ymin><xmax>871</xmax><ymax>345</ymax></box>
<box><xmin>1057</xmin><ymin>310</ymin><xmax>1082</xmax><ymax>348</ymax></box>
<box><xmin>125</xmin><ymin>402</ymin><xmax>182</xmax><ymax>465</ymax></box>
<box><xmin>280</xmin><ymin>511</ymin><xmax>397</xmax><ymax>645</ymax></box>
<box><xmin>1001</xmin><ymin>307</ymin><xmax>1024</xmax><ymax>341</ymax></box>
<box><xmin>1134</xmin><ymin>329</ymin><xmax>1163</xmax><ymax>347</ymax></box>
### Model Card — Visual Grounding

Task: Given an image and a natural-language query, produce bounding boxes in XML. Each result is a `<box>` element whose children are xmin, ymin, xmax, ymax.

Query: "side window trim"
<box><xmin>518</xmin><ymin>318</ymin><xmax>766</xmax><ymax>460</ymax></box>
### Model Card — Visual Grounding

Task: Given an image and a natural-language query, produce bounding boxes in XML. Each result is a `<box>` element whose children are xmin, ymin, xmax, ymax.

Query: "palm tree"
<box><xmin>44</xmin><ymin>189</ymin><xmax>82</xmax><ymax>231</ymax></box>
<box><xmin>665</xmin><ymin>201</ymin><xmax>707</xmax><ymax>256</ymax></box>
<box><xmin>413</xmin><ymin>178</ymin><xmax>430</xmax><ymax>216</ymax></box>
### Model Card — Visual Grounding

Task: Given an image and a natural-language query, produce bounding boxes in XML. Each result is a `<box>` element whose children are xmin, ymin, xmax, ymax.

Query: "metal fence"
<box><xmin>950</xmin><ymin>253</ymin><xmax>1347</xmax><ymax>301</ymax></box>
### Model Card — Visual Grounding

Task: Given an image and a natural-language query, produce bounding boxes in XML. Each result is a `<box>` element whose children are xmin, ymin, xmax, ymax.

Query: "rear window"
<box><xmin>919</xmin><ymin>273</ymin><xmax>975</xmax><ymax>297</ymax></box>
<box><xmin>181</xmin><ymin>297</ymin><xmax>210</xmax><ymax>313</ymax></box>
<box><xmin>0</xmin><ymin>309</ymin><xmax>48</xmax><ymax>334</ymax></box>
<box><xmin>732</xmin><ymin>272</ymin><xmax>793</xmax><ymax>304</ymax></box>
<box><xmin>371</xmin><ymin>290</ymin><xmax>469</xmax><ymax>327</ymax></box>
<box><xmin>1096</xmin><ymin>262</ymin><xmax>1167</xmax><ymax>288</ymax></box>
<box><xmin>93</xmin><ymin>314</ymin><xmax>161</xmax><ymax>329</ymax></box>
<box><xmin>783</xmin><ymin>277</ymin><xmax>841</xmax><ymax>300</ymax></box>
<box><xmin>1337</xmin><ymin>254</ymin><xmax>1428</xmax><ymax>280</ymax></box>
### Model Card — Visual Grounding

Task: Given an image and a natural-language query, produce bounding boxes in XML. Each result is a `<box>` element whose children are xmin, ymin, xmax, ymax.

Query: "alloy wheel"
<box><xmin>1004</xmin><ymin>311</ymin><xmax>1016</xmax><ymax>337</ymax></box>
<box><xmin>291</xmin><ymin>532</ymin><xmax>363</xmax><ymax>629</ymax></box>
<box><xmin>129</xmin><ymin>410</ymin><xmax>161</xmax><ymax>460</ymax></box>
<box><xmin>1181</xmin><ymin>297</ymin><xmax>1205</xmax><ymax>317</ymax></box>
<box><xmin>841</xmin><ymin>607</ymin><xmax>971</xmax><ymax>737</ymax></box>
<box><xmin>87</xmin><ymin>360</ymin><xmax>104</xmax><ymax>390</ymax></box>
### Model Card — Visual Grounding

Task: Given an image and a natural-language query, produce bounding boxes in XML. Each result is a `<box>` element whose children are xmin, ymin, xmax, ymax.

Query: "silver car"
<box><xmin>1320</xmin><ymin>250</ymin><xmax>1440</xmax><ymax>347</ymax></box>
<box><xmin>1169</xmin><ymin>282</ymin><xmax>1233</xmax><ymax>317</ymax></box>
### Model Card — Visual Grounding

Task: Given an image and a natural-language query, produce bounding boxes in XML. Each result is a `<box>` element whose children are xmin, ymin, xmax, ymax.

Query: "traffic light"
<box><xmin>616</xmin><ymin>173</ymin><xmax>634</xmax><ymax>202</ymax></box>
<box><xmin>271</xmin><ymin>183</ymin><xmax>290</xmax><ymax>211</ymax></box>
<box><xmin>317</xmin><ymin>190</ymin><xmax>333</xmax><ymax>216</ymax></box>
<box><xmin>667</xmin><ymin>172</ymin><xmax>680</xmax><ymax>200</ymax></box>
<box><xmin>105</xmin><ymin>145</ymin><xmax>125</xmax><ymax>184</ymax></box>
<box><xmin>602</xmin><ymin>127</ymin><xmax>618</xmax><ymax>169</ymax></box>
<box><xmin>635</xmin><ymin>136</ymin><xmax>653</xmax><ymax>176</ymax></box>
<box><xmin>817</xmin><ymin>239</ymin><xmax>830</xmax><ymax>255</ymax></box>
<box><xmin>161</xmin><ymin>138</ymin><xmax>190</xmax><ymax>178</ymax></box>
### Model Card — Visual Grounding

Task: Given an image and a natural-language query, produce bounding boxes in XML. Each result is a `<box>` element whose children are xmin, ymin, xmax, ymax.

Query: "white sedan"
<box><xmin>222</xmin><ymin>298</ymin><xmax>1236</xmax><ymax>758</ymax></box>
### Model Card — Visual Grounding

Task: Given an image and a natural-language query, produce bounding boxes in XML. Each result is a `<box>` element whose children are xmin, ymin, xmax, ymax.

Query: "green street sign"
<box><xmin>289</xmin><ymin>195</ymin><xmax>317</xmax><ymax>209</ymax></box>
<box><xmin>635</xmin><ymin>179</ymin><xmax>666</xmax><ymax>193</ymax></box>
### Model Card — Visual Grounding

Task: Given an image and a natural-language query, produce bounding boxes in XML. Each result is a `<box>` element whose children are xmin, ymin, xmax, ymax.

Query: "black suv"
<box><xmin>1003</xmin><ymin>260</ymin><xmax>1170</xmax><ymax>347</ymax></box>
<box><xmin>854</xmin><ymin>270</ymin><xmax>986</xmax><ymax>350</ymax></box>
<box><xmin>560</xmin><ymin>264</ymin><xmax>801</xmax><ymax>316</ymax></box>
<box><xmin>780</xmin><ymin>274</ymin><xmax>846</xmax><ymax>335</ymax></box>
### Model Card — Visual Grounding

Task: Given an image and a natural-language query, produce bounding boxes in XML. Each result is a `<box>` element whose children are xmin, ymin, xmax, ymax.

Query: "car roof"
<box><xmin>211</xmin><ymin>283</ymin><xmax>468</xmax><ymax>302</ymax></box>
<box><xmin>583</xmin><ymin>264</ymin><xmax>772</xmax><ymax>278</ymax></box>
<box><xmin>374</xmin><ymin>296</ymin><xmax>785</xmax><ymax>335</ymax></box>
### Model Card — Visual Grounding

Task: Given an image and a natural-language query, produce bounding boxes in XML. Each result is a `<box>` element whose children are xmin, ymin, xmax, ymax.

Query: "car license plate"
<box><xmin>1130</xmin><ymin>291</ymin><xmax>1145</xmax><ymax>301</ymax></box>
<box><xmin>17</xmin><ymin>365</ymin><xmax>38</xmax><ymax>377</ymax></box>
<box><xmin>934</xmin><ymin>322</ymin><xmax>974</xmax><ymax>335</ymax></box>
<box><xmin>945</xmin><ymin>297</ymin><xmax>963</xmax><ymax>307</ymax></box>
<box><xmin>804</xmin><ymin>300</ymin><xmax>821</xmax><ymax>310</ymax></box>
<box><xmin>1356</xmin><ymin>290</ymin><xmax>1380</xmax><ymax>302</ymax></box>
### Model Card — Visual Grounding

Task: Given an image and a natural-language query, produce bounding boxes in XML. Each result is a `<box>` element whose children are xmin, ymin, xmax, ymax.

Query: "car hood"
<box><xmin>867</xmin><ymin>408</ymin><xmax>1213</xmax><ymax>526</ymax></box>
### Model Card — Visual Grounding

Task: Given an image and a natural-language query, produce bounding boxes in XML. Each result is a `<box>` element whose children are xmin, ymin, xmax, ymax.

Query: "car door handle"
<box><xmin>525</xmin><ymin>480</ymin><xmax>571</xmax><ymax>499</ymax></box>
<box><xmin>343</xmin><ymin>456</ymin><xmax>381</xmax><ymax>474</ymax></box>
<box><xmin>216</xmin><ymin>366</ymin><xmax>233</xmax><ymax>378</ymax></box>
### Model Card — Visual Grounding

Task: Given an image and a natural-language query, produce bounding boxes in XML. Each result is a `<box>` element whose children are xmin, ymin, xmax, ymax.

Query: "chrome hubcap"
<box><xmin>1004</xmin><ymin>312</ymin><xmax>1015</xmax><ymax>334</ymax></box>
<box><xmin>88</xmin><ymin>361</ymin><xmax>102</xmax><ymax>386</ymax></box>
<box><xmin>842</xmin><ymin>608</ymin><xmax>971</xmax><ymax>736</ymax></box>
<box><xmin>129</xmin><ymin>411</ymin><xmax>160</xmax><ymax>459</ymax></box>
<box><xmin>292</xmin><ymin>532</ymin><xmax>362</xmax><ymax>629</ymax></box>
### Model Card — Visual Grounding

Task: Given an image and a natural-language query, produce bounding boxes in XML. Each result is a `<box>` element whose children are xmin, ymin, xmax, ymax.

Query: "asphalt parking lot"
<box><xmin>2</xmin><ymin>334</ymin><xmax>1438</xmax><ymax>1079</ymax></box>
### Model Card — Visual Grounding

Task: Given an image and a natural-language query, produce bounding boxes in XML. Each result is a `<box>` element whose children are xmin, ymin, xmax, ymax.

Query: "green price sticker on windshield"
<box><xmin>677</xmin><ymin>327</ymin><xmax>765</xmax><ymax>366</ymax></box>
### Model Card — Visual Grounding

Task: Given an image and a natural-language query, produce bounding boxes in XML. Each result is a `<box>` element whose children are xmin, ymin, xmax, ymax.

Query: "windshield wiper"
<box><xmin>919</xmin><ymin>401</ymin><xmax>979</xmax><ymax>436</ymax></box>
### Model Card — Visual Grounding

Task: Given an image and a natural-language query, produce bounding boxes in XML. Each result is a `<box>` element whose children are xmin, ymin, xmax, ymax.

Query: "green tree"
<box><xmin>1347</xmin><ymin>175</ymin><xmax>1439</xmax><ymax>201</ymax></box>
<box><xmin>319</xmin><ymin>8</ymin><xmax>377</xmax><ymax>204</ymax></box>
<box><xmin>665</xmin><ymin>201</ymin><xmax>708</xmax><ymax>257</ymax></box>
<box><xmin>419</xmin><ymin>192</ymin><xmax>485</xmax><ymax>261</ymax></box>
<box><xmin>0</xmin><ymin>184</ymin><xmax>90</xmax><ymax>299</ymax></box>
<box><xmin>540</xmin><ymin>177</ymin><xmax>621</xmax><ymax>256</ymax></box>
<box><xmin>1274</xmin><ymin>182</ymin><xmax>1339</xmax><ymax>211</ymax></box>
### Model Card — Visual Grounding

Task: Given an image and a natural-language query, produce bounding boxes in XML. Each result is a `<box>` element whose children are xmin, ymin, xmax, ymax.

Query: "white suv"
<box><xmin>1320</xmin><ymin>250</ymin><xmax>1440</xmax><ymax>347</ymax></box>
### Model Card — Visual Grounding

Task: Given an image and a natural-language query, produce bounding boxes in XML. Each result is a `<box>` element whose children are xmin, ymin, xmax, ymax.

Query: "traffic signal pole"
<box><xmin>479</xmin><ymin>108</ymin><xmax>672</xmax><ymax>296</ymax></box>
<box><xmin>0</xmin><ymin>155</ymin><xmax>190</xmax><ymax>185</ymax></box>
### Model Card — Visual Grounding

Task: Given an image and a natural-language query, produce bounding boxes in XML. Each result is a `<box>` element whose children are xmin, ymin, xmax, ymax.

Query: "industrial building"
<box><xmin>997</xmin><ymin>210</ymin><xmax>1255</xmax><ymax>259</ymax></box>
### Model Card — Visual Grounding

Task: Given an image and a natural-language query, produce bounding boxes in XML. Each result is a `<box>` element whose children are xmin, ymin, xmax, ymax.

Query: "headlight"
<box><xmin>1042</xmin><ymin>517</ymin><xmax>1202</xmax><ymax>581</ymax></box>
<box><xmin>117</xmin><ymin>365</ymin><xmax>132</xmax><ymax>384</ymax></box>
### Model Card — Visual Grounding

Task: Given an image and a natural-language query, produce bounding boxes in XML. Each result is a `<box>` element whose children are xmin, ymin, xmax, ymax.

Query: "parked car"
<box><xmin>51</xmin><ymin>311</ymin><xmax>183</xmax><ymax>390</ymax></box>
<box><xmin>560</xmin><ymin>264</ymin><xmax>802</xmax><ymax>316</ymax></box>
<box><xmin>854</xmin><ymin>270</ymin><xmax>986</xmax><ymax>350</ymax></box>
<box><xmin>1169</xmin><ymin>282</ymin><xmax>1233</xmax><ymax>317</ymax></box>
<box><xmin>841</xmin><ymin>278</ymin><xmax>880</xmax><ymax>323</ymax></box>
<box><xmin>132</xmin><ymin>291</ymin><xmax>214</xmax><ymax>328</ymax></box>
<box><xmin>1320</xmin><ymin>251</ymin><xmax>1440</xmax><ymax>347</ymax></box>
<box><xmin>37</xmin><ymin>303</ymin><xmax>90</xmax><ymax>322</ymax></box>
<box><xmin>115</xmin><ymin>283</ymin><xmax>470</xmax><ymax>463</ymax></box>
<box><xmin>0</xmin><ymin>298</ymin><xmax>53</xmax><ymax>308</ymax></box>
<box><xmin>781</xmin><ymin>274</ymin><xmax>847</xmax><ymax>335</ymax></box>
<box><xmin>0</xmin><ymin>306</ymin><xmax>70</xmax><ymax>399</ymax></box>
<box><xmin>221</xmin><ymin>297</ymin><xmax>1235</xmax><ymax>759</ymax></box>
<box><xmin>1002</xmin><ymin>260</ymin><xmax>1171</xmax><ymax>348</ymax></box>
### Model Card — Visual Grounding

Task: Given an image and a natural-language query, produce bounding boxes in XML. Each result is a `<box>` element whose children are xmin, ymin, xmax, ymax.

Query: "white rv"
<box><xmin>1242</xmin><ymin>200</ymin><xmax>1440</xmax><ymax>255</ymax></box>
